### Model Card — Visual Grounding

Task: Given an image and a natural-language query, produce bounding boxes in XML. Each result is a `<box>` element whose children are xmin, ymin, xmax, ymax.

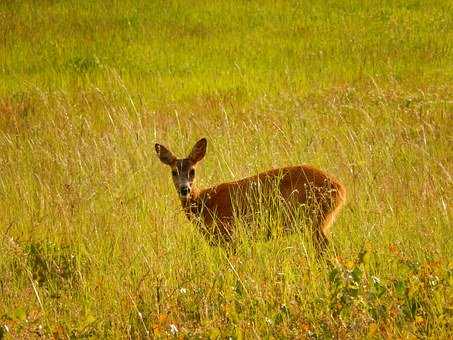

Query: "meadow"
<box><xmin>0</xmin><ymin>0</ymin><xmax>452</xmax><ymax>338</ymax></box>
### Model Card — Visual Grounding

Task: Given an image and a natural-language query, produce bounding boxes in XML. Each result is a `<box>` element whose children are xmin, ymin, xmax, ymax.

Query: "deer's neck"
<box><xmin>181</xmin><ymin>187</ymin><xmax>203</xmax><ymax>220</ymax></box>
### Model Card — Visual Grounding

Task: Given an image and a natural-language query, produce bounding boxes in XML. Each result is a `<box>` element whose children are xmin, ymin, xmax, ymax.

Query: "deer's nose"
<box><xmin>180</xmin><ymin>186</ymin><xmax>190</xmax><ymax>196</ymax></box>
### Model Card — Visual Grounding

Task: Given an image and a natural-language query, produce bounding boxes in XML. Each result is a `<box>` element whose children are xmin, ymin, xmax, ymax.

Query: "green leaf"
<box><xmin>351</xmin><ymin>267</ymin><xmax>362</xmax><ymax>283</ymax></box>
<box><xmin>14</xmin><ymin>307</ymin><xmax>26</xmax><ymax>321</ymax></box>
<box><xmin>394</xmin><ymin>280</ymin><xmax>406</xmax><ymax>297</ymax></box>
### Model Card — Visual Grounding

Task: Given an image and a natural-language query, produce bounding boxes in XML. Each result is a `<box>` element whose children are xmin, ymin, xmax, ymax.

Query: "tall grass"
<box><xmin>0</xmin><ymin>0</ymin><xmax>451</xmax><ymax>338</ymax></box>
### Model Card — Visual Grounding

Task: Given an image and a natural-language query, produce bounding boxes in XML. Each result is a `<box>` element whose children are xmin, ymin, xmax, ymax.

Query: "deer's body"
<box><xmin>155</xmin><ymin>138</ymin><xmax>346</xmax><ymax>253</ymax></box>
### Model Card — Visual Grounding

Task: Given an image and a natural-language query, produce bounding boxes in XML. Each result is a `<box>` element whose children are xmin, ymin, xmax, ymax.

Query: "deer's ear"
<box><xmin>155</xmin><ymin>143</ymin><xmax>176</xmax><ymax>166</ymax></box>
<box><xmin>188</xmin><ymin>138</ymin><xmax>207</xmax><ymax>164</ymax></box>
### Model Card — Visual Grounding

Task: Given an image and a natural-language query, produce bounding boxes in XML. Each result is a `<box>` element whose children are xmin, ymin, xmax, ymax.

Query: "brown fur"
<box><xmin>155</xmin><ymin>139</ymin><xmax>346</xmax><ymax>253</ymax></box>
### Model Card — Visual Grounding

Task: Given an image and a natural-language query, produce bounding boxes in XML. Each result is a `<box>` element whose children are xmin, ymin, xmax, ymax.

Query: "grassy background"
<box><xmin>0</xmin><ymin>0</ymin><xmax>452</xmax><ymax>338</ymax></box>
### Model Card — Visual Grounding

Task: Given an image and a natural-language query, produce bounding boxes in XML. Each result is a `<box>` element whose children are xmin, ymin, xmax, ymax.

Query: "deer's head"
<box><xmin>155</xmin><ymin>138</ymin><xmax>207</xmax><ymax>200</ymax></box>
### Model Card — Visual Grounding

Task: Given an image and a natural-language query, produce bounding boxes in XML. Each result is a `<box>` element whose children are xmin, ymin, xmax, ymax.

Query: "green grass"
<box><xmin>0</xmin><ymin>0</ymin><xmax>452</xmax><ymax>338</ymax></box>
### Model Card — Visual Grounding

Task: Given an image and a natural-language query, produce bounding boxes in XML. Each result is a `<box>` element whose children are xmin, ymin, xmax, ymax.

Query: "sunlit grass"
<box><xmin>0</xmin><ymin>0</ymin><xmax>452</xmax><ymax>338</ymax></box>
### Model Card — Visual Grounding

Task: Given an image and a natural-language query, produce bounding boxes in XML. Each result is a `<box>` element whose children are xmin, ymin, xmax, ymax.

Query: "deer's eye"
<box><xmin>171</xmin><ymin>170</ymin><xmax>177</xmax><ymax>176</ymax></box>
<box><xmin>189</xmin><ymin>169</ymin><xmax>195</xmax><ymax>177</ymax></box>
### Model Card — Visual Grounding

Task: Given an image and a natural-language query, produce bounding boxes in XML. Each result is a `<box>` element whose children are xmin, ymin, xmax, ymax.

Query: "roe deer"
<box><xmin>155</xmin><ymin>138</ymin><xmax>346</xmax><ymax>254</ymax></box>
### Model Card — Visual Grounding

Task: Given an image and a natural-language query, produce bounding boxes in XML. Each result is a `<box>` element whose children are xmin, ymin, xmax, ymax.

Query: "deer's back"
<box><xmin>199</xmin><ymin>165</ymin><xmax>345</xmax><ymax>222</ymax></box>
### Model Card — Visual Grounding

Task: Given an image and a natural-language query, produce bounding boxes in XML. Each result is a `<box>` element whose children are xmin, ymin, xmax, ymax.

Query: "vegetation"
<box><xmin>0</xmin><ymin>0</ymin><xmax>451</xmax><ymax>338</ymax></box>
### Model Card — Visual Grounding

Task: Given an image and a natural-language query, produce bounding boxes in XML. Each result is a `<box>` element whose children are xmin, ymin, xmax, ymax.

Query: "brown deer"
<box><xmin>155</xmin><ymin>138</ymin><xmax>346</xmax><ymax>254</ymax></box>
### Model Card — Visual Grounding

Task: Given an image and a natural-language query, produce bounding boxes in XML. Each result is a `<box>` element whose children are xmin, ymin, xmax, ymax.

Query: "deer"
<box><xmin>155</xmin><ymin>138</ymin><xmax>346</xmax><ymax>254</ymax></box>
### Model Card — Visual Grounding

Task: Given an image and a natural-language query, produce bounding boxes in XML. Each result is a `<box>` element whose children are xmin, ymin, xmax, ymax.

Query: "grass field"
<box><xmin>0</xmin><ymin>0</ymin><xmax>452</xmax><ymax>338</ymax></box>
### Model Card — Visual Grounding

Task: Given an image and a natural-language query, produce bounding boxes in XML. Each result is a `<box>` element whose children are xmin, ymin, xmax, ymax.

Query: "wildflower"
<box><xmin>169</xmin><ymin>324</ymin><xmax>178</xmax><ymax>335</ymax></box>
<box><xmin>179</xmin><ymin>287</ymin><xmax>187</xmax><ymax>294</ymax></box>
